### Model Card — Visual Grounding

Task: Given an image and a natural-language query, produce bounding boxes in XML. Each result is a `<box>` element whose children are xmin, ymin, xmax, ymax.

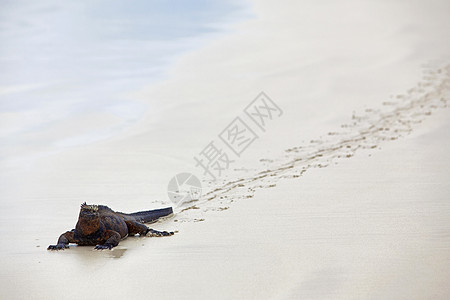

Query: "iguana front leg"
<box><xmin>48</xmin><ymin>230</ymin><xmax>77</xmax><ymax>250</ymax></box>
<box><xmin>94</xmin><ymin>230</ymin><xmax>121</xmax><ymax>250</ymax></box>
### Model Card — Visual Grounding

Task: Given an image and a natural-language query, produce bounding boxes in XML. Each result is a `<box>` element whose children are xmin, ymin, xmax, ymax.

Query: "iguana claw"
<box><xmin>47</xmin><ymin>244</ymin><xmax>68</xmax><ymax>250</ymax></box>
<box><xmin>94</xmin><ymin>244</ymin><xmax>112</xmax><ymax>250</ymax></box>
<box><xmin>147</xmin><ymin>229</ymin><xmax>174</xmax><ymax>237</ymax></box>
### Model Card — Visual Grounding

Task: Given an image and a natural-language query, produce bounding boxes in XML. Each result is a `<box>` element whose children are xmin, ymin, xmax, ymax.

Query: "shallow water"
<box><xmin>0</xmin><ymin>0</ymin><xmax>250</xmax><ymax>165</ymax></box>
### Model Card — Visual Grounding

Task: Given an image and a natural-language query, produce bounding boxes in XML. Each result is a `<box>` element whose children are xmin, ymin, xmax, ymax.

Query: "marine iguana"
<box><xmin>48</xmin><ymin>203</ymin><xmax>174</xmax><ymax>250</ymax></box>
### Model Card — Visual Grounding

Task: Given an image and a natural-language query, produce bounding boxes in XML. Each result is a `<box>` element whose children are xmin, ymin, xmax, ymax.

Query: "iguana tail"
<box><xmin>120</xmin><ymin>207</ymin><xmax>173</xmax><ymax>223</ymax></box>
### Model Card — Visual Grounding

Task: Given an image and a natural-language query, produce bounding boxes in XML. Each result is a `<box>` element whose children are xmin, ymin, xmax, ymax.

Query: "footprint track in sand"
<box><xmin>175</xmin><ymin>62</ymin><xmax>450</xmax><ymax>223</ymax></box>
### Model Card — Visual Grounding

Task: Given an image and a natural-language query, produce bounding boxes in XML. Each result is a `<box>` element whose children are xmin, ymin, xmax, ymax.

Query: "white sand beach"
<box><xmin>1</xmin><ymin>0</ymin><xmax>449</xmax><ymax>299</ymax></box>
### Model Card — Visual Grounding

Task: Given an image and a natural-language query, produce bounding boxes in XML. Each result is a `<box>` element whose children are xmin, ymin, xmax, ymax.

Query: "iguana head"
<box><xmin>80</xmin><ymin>202</ymin><xmax>98</xmax><ymax>212</ymax></box>
<box><xmin>79</xmin><ymin>202</ymin><xmax>99</xmax><ymax>220</ymax></box>
<box><xmin>78</xmin><ymin>202</ymin><xmax>101</xmax><ymax>234</ymax></box>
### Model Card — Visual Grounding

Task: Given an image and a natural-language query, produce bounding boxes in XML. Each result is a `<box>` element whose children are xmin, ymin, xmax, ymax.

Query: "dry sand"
<box><xmin>1</xmin><ymin>94</ymin><xmax>449</xmax><ymax>299</ymax></box>
<box><xmin>1</xmin><ymin>0</ymin><xmax>450</xmax><ymax>299</ymax></box>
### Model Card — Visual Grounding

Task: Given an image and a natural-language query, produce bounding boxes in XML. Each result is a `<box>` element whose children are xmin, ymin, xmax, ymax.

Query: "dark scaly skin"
<box><xmin>48</xmin><ymin>203</ymin><xmax>174</xmax><ymax>250</ymax></box>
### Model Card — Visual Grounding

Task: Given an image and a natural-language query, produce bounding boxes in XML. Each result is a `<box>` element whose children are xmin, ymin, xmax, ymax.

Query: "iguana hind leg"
<box><xmin>125</xmin><ymin>220</ymin><xmax>174</xmax><ymax>237</ymax></box>
<box><xmin>125</xmin><ymin>220</ymin><xmax>149</xmax><ymax>236</ymax></box>
<box><xmin>48</xmin><ymin>230</ymin><xmax>77</xmax><ymax>250</ymax></box>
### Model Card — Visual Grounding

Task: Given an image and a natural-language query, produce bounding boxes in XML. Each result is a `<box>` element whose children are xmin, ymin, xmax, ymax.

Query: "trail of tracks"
<box><xmin>175</xmin><ymin>63</ymin><xmax>450</xmax><ymax>222</ymax></box>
